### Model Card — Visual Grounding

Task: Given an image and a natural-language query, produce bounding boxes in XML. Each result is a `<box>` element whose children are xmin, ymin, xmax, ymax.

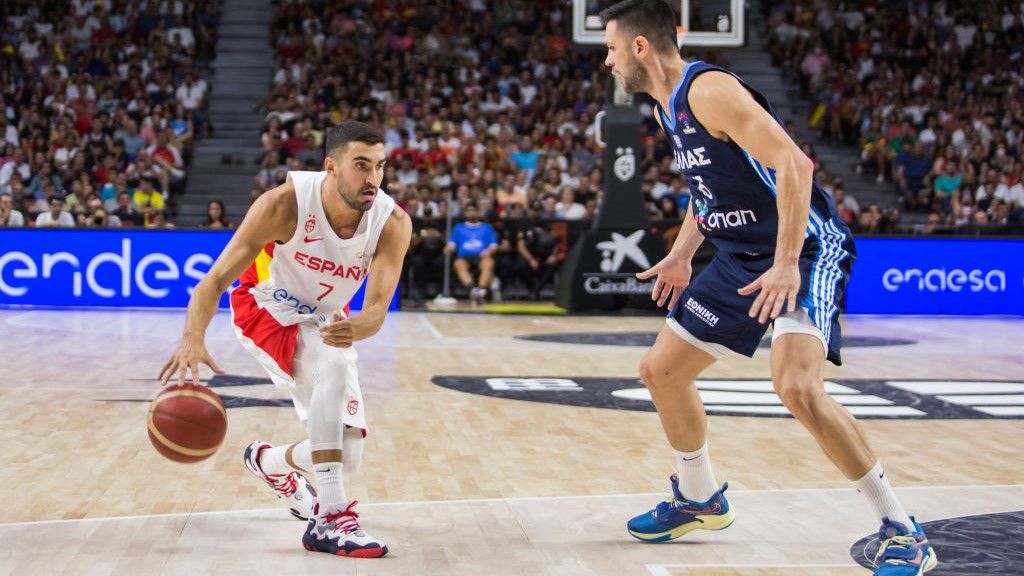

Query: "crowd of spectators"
<box><xmin>6</xmin><ymin>1</ymin><xmax>1021</xmax><ymax>302</ymax></box>
<box><xmin>0</xmin><ymin>0</ymin><xmax>220</xmax><ymax>229</ymax></box>
<box><xmin>253</xmin><ymin>0</ymin><xmax>722</xmax><ymax>301</ymax></box>
<box><xmin>768</xmin><ymin>0</ymin><xmax>1024</xmax><ymax>234</ymax></box>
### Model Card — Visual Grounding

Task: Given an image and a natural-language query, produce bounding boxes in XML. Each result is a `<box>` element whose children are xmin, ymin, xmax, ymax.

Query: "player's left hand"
<box><xmin>319</xmin><ymin>311</ymin><xmax>354</xmax><ymax>348</ymax></box>
<box><xmin>737</xmin><ymin>261</ymin><xmax>801</xmax><ymax>324</ymax></box>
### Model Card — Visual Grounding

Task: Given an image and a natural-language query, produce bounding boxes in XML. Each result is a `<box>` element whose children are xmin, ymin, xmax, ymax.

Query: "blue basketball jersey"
<box><xmin>657</xmin><ymin>61</ymin><xmax>847</xmax><ymax>254</ymax></box>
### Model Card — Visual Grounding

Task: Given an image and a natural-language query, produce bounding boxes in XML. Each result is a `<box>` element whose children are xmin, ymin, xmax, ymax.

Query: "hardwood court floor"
<box><xmin>0</xmin><ymin>309</ymin><xmax>1021</xmax><ymax>575</ymax></box>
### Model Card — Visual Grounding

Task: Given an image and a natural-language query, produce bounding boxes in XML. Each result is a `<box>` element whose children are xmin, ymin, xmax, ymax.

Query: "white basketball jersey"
<box><xmin>249</xmin><ymin>170</ymin><xmax>395</xmax><ymax>325</ymax></box>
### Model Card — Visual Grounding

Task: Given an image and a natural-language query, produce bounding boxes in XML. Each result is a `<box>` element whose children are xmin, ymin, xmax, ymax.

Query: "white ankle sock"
<box><xmin>313</xmin><ymin>462</ymin><xmax>346</xmax><ymax>511</ymax></box>
<box><xmin>674</xmin><ymin>443</ymin><xmax>719</xmax><ymax>502</ymax></box>
<box><xmin>258</xmin><ymin>441</ymin><xmax>312</xmax><ymax>476</ymax></box>
<box><xmin>853</xmin><ymin>461</ymin><xmax>913</xmax><ymax>529</ymax></box>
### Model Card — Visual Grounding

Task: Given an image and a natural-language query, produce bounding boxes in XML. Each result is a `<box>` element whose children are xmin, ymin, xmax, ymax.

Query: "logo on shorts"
<box><xmin>685</xmin><ymin>297</ymin><xmax>720</xmax><ymax>327</ymax></box>
<box><xmin>304</xmin><ymin>214</ymin><xmax>316</xmax><ymax>233</ymax></box>
<box><xmin>347</xmin><ymin>399</ymin><xmax>359</xmax><ymax>415</ymax></box>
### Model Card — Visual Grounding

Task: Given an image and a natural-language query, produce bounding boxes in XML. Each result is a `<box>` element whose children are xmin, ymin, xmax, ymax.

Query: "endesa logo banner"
<box><xmin>846</xmin><ymin>237</ymin><xmax>1024</xmax><ymax>315</ymax></box>
<box><xmin>0</xmin><ymin>230</ymin><xmax>391</xmax><ymax>310</ymax></box>
<box><xmin>0</xmin><ymin>229</ymin><xmax>229</xmax><ymax>308</ymax></box>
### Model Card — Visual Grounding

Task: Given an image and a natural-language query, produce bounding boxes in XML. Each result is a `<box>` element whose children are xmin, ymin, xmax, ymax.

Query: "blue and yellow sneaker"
<box><xmin>873</xmin><ymin>517</ymin><xmax>938</xmax><ymax>575</ymax></box>
<box><xmin>627</xmin><ymin>474</ymin><xmax>735</xmax><ymax>542</ymax></box>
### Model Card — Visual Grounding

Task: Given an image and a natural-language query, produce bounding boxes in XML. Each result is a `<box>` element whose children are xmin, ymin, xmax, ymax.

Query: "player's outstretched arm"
<box><xmin>341</xmin><ymin>206</ymin><xmax>413</xmax><ymax>343</ymax></box>
<box><xmin>688</xmin><ymin>71</ymin><xmax>813</xmax><ymax>323</ymax></box>
<box><xmin>158</xmin><ymin>180</ymin><xmax>297</xmax><ymax>385</ymax></box>
<box><xmin>636</xmin><ymin>207</ymin><xmax>701</xmax><ymax>310</ymax></box>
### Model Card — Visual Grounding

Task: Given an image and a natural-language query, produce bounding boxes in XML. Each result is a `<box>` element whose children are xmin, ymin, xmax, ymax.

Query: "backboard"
<box><xmin>572</xmin><ymin>0</ymin><xmax>745</xmax><ymax>47</ymax></box>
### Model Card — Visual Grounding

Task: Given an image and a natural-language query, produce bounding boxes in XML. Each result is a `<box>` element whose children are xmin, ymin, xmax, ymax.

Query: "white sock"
<box><xmin>313</xmin><ymin>462</ymin><xmax>346</xmax><ymax>512</ymax></box>
<box><xmin>290</xmin><ymin>440</ymin><xmax>313</xmax><ymax>472</ymax></box>
<box><xmin>853</xmin><ymin>461</ymin><xmax>913</xmax><ymax>529</ymax></box>
<box><xmin>258</xmin><ymin>441</ymin><xmax>312</xmax><ymax>476</ymax></box>
<box><xmin>674</xmin><ymin>443</ymin><xmax>720</xmax><ymax>502</ymax></box>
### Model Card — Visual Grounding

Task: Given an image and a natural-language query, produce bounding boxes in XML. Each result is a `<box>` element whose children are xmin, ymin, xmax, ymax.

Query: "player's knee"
<box><xmin>638</xmin><ymin>353</ymin><xmax>657</xmax><ymax>385</ymax></box>
<box><xmin>774</xmin><ymin>377</ymin><xmax>824</xmax><ymax>415</ymax></box>
<box><xmin>639</xmin><ymin>353</ymin><xmax>677</xmax><ymax>392</ymax></box>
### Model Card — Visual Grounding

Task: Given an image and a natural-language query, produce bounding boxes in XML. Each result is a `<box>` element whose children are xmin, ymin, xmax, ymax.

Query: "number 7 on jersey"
<box><xmin>317</xmin><ymin>282</ymin><xmax>334</xmax><ymax>301</ymax></box>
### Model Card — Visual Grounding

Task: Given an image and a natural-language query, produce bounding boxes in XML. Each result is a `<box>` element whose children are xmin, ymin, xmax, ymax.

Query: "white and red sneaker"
<box><xmin>243</xmin><ymin>441</ymin><xmax>316</xmax><ymax>520</ymax></box>
<box><xmin>302</xmin><ymin>501</ymin><xmax>388</xmax><ymax>558</ymax></box>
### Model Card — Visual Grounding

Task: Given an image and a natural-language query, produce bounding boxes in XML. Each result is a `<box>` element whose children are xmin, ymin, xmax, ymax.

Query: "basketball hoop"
<box><xmin>676</xmin><ymin>26</ymin><xmax>687</xmax><ymax>50</ymax></box>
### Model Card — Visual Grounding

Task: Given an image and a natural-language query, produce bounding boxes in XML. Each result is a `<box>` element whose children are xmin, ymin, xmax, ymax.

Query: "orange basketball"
<box><xmin>147</xmin><ymin>383</ymin><xmax>228</xmax><ymax>463</ymax></box>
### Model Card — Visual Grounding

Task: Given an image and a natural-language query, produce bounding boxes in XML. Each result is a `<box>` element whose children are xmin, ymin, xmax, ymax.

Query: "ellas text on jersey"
<box><xmin>293</xmin><ymin>251</ymin><xmax>367</xmax><ymax>281</ymax></box>
<box><xmin>673</xmin><ymin>145</ymin><xmax>712</xmax><ymax>170</ymax></box>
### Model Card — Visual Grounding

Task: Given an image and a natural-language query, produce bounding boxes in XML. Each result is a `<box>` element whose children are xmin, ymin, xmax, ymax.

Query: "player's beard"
<box><xmin>339</xmin><ymin>181</ymin><xmax>375</xmax><ymax>212</ymax></box>
<box><xmin>620</xmin><ymin>58</ymin><xmax>649</xmax><ymax>94</ymax></box>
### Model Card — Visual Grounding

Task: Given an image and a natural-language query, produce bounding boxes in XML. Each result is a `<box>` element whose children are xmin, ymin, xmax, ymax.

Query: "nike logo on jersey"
<box><xmin>303</xmin><ymin>236</ymin><xmax>323</xmax><ymax>243</ymax></box>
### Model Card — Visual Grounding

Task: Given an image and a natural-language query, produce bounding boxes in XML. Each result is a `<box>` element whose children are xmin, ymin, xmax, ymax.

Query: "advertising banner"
<box><xmin>846</xmin><ymin>237</ymin><xmax>1023</xmax><ymax>315</ymax></box>
<box><xmin>0</xmin><ymin>229</ymin><xmax>395</xmax><ymax>311</ymax></box>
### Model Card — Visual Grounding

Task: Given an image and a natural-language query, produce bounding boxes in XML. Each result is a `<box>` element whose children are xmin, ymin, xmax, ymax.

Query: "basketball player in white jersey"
<box><xmin>159</xmin><ymin>121</ymin><xmax>411</xmax><ymax>558</ymax></box>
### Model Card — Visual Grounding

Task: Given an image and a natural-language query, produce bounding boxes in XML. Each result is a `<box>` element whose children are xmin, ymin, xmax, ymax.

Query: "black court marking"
<box><xmin>207</xmin><ymin>374</ymin><xmax>277</xmax><ymax>388</ymax></box>
<box><xmin>516</xmin><ymin>332</ymin><xmax>917</xmax><ymax>348</ymax></box>
<box><xmin>430</xmin><ymin>377</ymin><xmax>1024</xmax><ymax>419</ymax></box>
<box><xmin>851</xmin><ymin>511</ymin><xmax>1024</xmax><ymax>575</ymax></box>
<box><xmin>103</xmin><ymin>393</ymin><xmax>292</xmax><ymax>410</ymax></box>
<box><xmin>108</xmin><ymin>375</ymin><xmax>289</xmax><ymax>409</ymax></box>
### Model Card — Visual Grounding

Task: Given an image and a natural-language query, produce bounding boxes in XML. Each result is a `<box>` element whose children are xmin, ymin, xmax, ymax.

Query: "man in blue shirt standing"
<box><xmin>445</xmin><ymin>201</ymin><xmax>498</xmax><ymax>304</ymax></box>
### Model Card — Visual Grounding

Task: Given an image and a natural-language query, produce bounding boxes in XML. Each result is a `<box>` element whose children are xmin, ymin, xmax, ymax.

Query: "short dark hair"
<box><xmin>324</xmin><ymin>120</ymin><xmax>385</xmax><ymax>158</ymax></box>
<box><xmin>600</xmin><ymin>0</ymin><xmax>679</xmax><ymax>54</ymax></box>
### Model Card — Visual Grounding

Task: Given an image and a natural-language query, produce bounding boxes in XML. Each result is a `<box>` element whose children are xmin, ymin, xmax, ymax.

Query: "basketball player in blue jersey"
<box><xmin>600</xmin><ymin>2</ymin><xmax>936</xmax><ymax>574</ymax></box>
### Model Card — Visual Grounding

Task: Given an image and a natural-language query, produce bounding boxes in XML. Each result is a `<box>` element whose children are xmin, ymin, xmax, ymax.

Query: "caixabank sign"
<box><xmin>554</xmin><ymin>228</ymin><xmax>666</xmax><ymax>311</ymax></box>
<box><xmin>0</xmin><ymin>229</ymin><xmax>391</xmax><ymax>310</ymax></box>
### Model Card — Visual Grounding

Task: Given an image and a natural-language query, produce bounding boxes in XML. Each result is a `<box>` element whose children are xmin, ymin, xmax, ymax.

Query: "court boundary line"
<box><xmin>646</xmin><ymin>562</ymin><xmax>862</xmax><ymax>575</ymax></box>
<box><xmin>417</xmin><ymin>313</ymin><xmax>445</xmax><ymax>338</ymax></box>
<box><xmin>2</xmin><ymin>483</ymin><xmax>1020</xmax><ymax>528</ymax></box>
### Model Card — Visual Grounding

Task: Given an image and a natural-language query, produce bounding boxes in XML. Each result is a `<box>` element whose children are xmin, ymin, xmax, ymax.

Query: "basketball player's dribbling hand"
<box><xmin>636</xmin><ymin>254</ymin><xmax>692</xmax><ymax>310</ymax></box>
<box><xmin>737</xmin><ymin>262</ymin><xmax>801</xmax><ymax>324</ymax></box>
<box><xmin>159</xmin><ymin>337</ymin><xmax>225</xmax><ymax>386</ymax></box>
<box><xmin>320</xmin><ymin>311</ymin><xmax>354</xmax><ymax>348</ymax></box>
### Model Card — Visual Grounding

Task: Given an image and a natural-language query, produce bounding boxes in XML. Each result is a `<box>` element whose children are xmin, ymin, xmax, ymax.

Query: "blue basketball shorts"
<box><xmin>667</xmin><ymin>232</ymin><xmax>856</xmax><ymax>366</ymax></box>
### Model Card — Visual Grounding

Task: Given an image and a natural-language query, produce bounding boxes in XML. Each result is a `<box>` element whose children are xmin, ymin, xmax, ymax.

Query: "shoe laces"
<box><xmin>873</xmin><ymin>534</ymin><xmax>920</xmax><ymax>566</ymax></box>
<box><xmin>654</xmin><ymin>474</ymin><xmax>693</xmax><ymax>514</ymax></box>
<box><xmin>323</xmin><ymin>500</ymin><xmax>361</xmax><ymax>534</ymax></box>
<box><xmin>655</xmin><ymin>496</ymin><xmax>684</xmax><ymax>515</ymax></box>
<box><xmin>268</xmin><ymin>472</ymin><xmax>299</xmax><ymax>497</ymax></box>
